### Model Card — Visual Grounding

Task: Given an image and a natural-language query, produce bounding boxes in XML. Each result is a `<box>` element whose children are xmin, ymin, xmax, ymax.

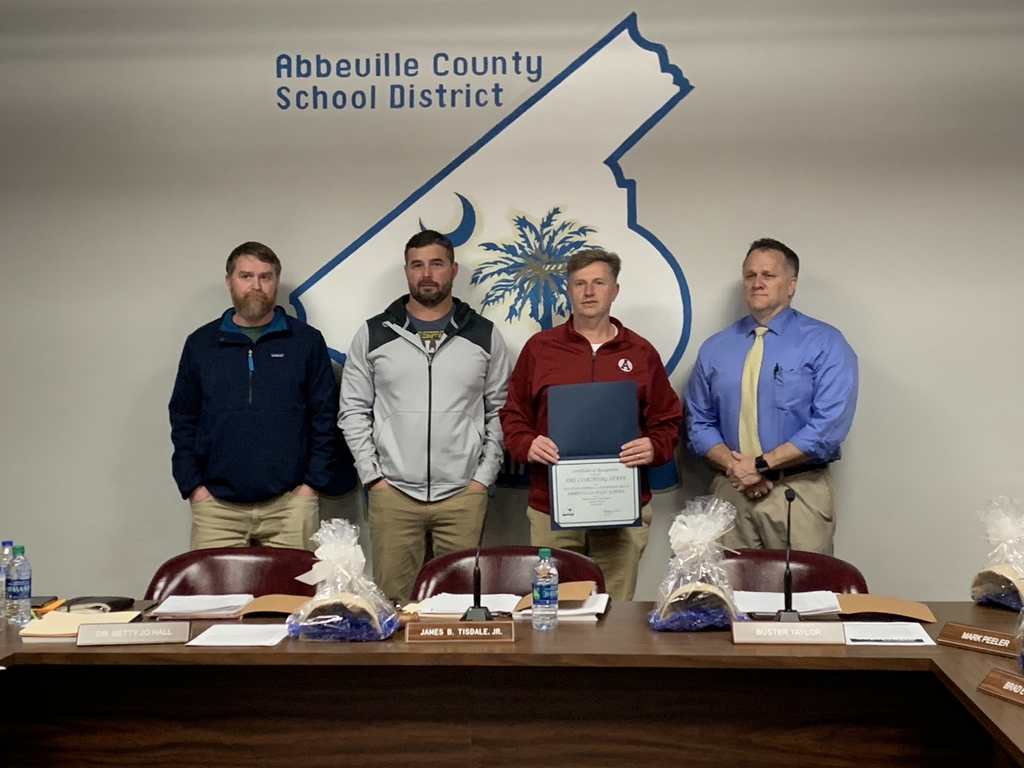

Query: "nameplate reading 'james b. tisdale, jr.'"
<box><xmin>77</xmin><ymin>621</ymin><xmax>191</xmax><ymax>646</ymax></box>
<box><xmin>978</xmin><ymin>669</ymin><xmax>1024</xmax><ymax>708</ymax></box>
<box><xmin>936</xmin><ymin>623</ymin><xmax>1016</xmax><ymax>658</ymax></box>
<box><xmin>405</xmin><ymin>621</ymin><xmax>515</xmax><ymax>643</ymax></box>
<box><xmin>732</xmin><ymin>622</ymin><xmax>846</xmax><ymax>645</ymax></box>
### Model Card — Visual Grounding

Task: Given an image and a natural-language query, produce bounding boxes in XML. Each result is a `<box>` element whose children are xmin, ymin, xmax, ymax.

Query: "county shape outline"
<box><xmin>292</xmin><ymin>13</ymin><xmax>693</xmax><ymax>373</ymax></box>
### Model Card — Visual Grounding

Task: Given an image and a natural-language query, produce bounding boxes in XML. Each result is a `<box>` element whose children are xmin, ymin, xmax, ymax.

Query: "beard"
<box><xmin>232</xmin><ymin>288</ymin><xmax>276</xmax><ymax>323</ymax></box>
<box><xmin>409</xmin><ymin>279</ymin><xmax>453</xmax><ymax>308</ymax></box>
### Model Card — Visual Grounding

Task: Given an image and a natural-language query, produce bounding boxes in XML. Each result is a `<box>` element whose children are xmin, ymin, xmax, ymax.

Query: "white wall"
<box><xmin>1</xmin><ymin>0</ymin><xmax>1021</xmax><ymax>601</ymax></box>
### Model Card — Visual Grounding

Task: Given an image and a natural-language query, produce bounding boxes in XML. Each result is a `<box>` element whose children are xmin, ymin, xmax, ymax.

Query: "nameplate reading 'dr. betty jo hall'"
<box><xmin>406</xmin><ymin>621</ymin><xmax>515</xmax><ymax>643</ymax></box>
<box><xmin>936</xmin><ymin>623</ymin><xmax>1016</xmax><ymax>658</ymax></box>
<box><xmin>979</xmin><ymin>669</ymin><xmax>1024</xmax><ymax>708</ymax></box>
<box><xmin>77</xmin><ymin>621</ymin><xmax>191</xmax><ymax>646</ymax></box>
<box><xmin>732</xmin><ymin>622</ymin><xmax>846</xmax><ymax>645</ymax></box>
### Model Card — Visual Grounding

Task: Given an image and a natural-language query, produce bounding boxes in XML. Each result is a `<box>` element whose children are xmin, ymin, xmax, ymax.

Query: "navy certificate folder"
<box><xmin>547</xmin><ymin>380</ymin><xmax>639</xmax><ymax>459</ymax></box>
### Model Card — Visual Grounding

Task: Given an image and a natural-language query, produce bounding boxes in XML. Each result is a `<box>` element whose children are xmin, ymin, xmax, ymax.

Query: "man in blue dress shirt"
<box><xmin>684</xmin><ymin>238</ymin><xmax>858</xmax><ymax>554</ymax></box>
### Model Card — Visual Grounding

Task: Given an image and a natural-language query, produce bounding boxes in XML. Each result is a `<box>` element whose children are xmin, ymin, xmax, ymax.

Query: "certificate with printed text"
<box><xmin>550</xmin><ymin>458</ymin><xmax>640</xmax><ymax>529</ymax></box>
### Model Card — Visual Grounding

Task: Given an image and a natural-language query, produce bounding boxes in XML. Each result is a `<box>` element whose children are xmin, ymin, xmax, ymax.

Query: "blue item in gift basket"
<box><xmin>648</xmin><ymin>604</ymin><xmax>736</xmax><ymax>632</ymax></box>
<box><xmin>288</xmin><ymin>610</ymin><xmax>399</xmax><ymax>642</ymax></box>
<box><xmin>976</xmin><ymin>591</ymin><xmax>1024</xmax><ymax>611</ymax></box>
<box><xmin>649</xmin><ymin>582</ymin><xmax>740</xmax><ymax>632</ymax></box>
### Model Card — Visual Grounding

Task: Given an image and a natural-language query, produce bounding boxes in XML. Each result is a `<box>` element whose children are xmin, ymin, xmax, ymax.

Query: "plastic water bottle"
<box><xmin>0</xmin><ymin>540</ymin><xmax>13</xmax><ymax>619</ymax></box>
<box><xmin>532</xmin><ymin>547</ymin><xmax>559</xmax><ymax>630</ymax></box>
<box><xmin>5</xmin><ymin>545</ymin><xmax>32</xmax><ymax>627</ymax></box>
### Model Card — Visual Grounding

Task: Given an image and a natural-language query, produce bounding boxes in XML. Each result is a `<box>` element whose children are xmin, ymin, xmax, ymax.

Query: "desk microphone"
<box><xmin>774</xmin><ymin>487</ymin><xmax>801</xmax><ymax>622</ymax></box>
<box><xmin>461</xmin><ymin>495</ymin><xmax>492</xmax><ymax>622</ymax></box>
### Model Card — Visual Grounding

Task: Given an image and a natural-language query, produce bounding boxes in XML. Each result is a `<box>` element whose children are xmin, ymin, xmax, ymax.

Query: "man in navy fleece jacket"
<box><xmin>169</xmin><ymin>241</ymin><xmax>338</xmax><ymax>550</ymax></box>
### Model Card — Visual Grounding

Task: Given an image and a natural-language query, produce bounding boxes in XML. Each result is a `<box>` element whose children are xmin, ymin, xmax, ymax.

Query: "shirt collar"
<box><xmin>563</xmin><ymin>315</ymin><xmax>626</xmax><ymax>344</ymax></box>
<box><xmin>740</xmin><ymin>306</ymin><xmax>796</xmax><ymax>337</ymax></box>
<box><xmin>219</xmin><ymin>306</ymin><xmax>287</xmax><ymax>335</ymax></box>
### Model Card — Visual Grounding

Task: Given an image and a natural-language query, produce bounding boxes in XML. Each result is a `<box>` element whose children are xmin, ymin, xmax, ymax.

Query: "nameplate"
<box><xmin>978</xmin><ymin>669</ymin><xmax>1024</xmax><ymax>707</ymax></box>
<box><xmin>77</xmin><ymin>621</ymin><xmax>191</xmax><ymax>646</ymax></box>
<box><xmin>936</xmin><ymin>623</ymin><xmax>1016</xmax><ymax>658</ymax></box>
<box><xmin>732</xmin><ymin>621</ymin><xmax>846</xmax><ymax>645</ymax></box>
<box><xmin>405</xmin><ymin>621</ymin><xmax>515</xmax><ymax>643</ymax></box>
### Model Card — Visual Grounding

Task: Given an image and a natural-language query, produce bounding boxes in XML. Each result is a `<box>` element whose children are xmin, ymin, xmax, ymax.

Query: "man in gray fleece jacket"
<box><xmin>339</xmin><ymin>230</ymin><xmax>511</xmax><ymax>603</ymax></box>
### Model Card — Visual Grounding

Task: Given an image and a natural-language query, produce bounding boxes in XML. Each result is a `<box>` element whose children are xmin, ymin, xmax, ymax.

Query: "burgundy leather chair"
<box><xmin>723</xmin><ymin>549</ymin><xmax>868</xmax><ymax>594</ymax></box>
<box><xmin>145</xmin><ymin>547</ymin><xmax>319</xmax><ymax>602</ymax></box>
<box><xmin>410</xmin><ymin>546</ymin><xmax>605</xmax><ymax>601</ymax></box>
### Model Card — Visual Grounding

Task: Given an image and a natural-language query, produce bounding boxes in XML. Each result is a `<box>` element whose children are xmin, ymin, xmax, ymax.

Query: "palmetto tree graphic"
<box><xmin>471</xmin><ymin>208</ymin><xmax>601</xmax><ymax>329</ymax></box>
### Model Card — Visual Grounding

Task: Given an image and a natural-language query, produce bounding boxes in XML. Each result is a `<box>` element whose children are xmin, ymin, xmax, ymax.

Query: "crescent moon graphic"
<box><xmin>419</xmin><ymin>193</ymin><xmax>476</xmax><ymax>248</ymax></box>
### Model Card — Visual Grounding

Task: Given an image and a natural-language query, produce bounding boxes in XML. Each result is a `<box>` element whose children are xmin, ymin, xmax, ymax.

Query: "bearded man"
<box><xmin>339</xmin><ymin>230</ymin><xmax>510</xmax><ymax>603</ymax></box>
<box><xmin>169</xmin><ymin>241</ymin><xmax>338</xmax><ymax>550</ymax></box>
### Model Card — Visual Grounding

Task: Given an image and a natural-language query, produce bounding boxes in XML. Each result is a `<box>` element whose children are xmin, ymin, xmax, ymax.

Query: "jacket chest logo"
<box><xmin>618</xmin><ymin>358</ymin><xmax>633</xmax><ymax>372</ymax></box>
<box><xmin>271</xmin><ymin>353</ymin><xmax>285</xmax><ymax>358</ymax></box>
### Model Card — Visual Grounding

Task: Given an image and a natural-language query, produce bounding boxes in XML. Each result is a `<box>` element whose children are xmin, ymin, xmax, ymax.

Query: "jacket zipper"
<box><xmin>426</xmin><ymin>357</ymin><xmax>433</xmax><ymax>501</ymax></box>
<box><xmin>391</xmin><ymin>316</ymin><xmax>459</xmax><ymax>503</ymax></box>
<box><xmin>423</xmin><ymin>321</ymin><xmax>460</xmax><ymax>501</ymax></box>
<box><xmin>248</xmin><ymin>349</ymin><xmax>254</xmax><ymax>404</ymax></box>
<box><xmin>425</xmin><ymin>324</ymin><xmax>461</xmax><ymax>501</ymax></box>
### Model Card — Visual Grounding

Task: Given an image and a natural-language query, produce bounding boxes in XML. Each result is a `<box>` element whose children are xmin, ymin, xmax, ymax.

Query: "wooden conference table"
<box><xmin>2</xmin><ymin>601</ymin><xmax>1023</xmax><ymax>767</ymax></box>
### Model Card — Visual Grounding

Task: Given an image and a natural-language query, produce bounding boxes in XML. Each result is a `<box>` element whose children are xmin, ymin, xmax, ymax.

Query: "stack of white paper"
<box><xmin>733</xmin><ymin>590</ymin><xmax>842</xmax><ymax>616</ymax></box>
<box><xmin>414</xmin><ymin>593</ymin><xmax>523</xmax><ymax>616</ymax></box>
<box><xmin>842</xmin><ymin>622</ymin><xmax>935</xmax><ymax>646</ymax></box>
<box><xmin>187</xmin><ymin>624</ymin><xmax>290</xmax><ymax>647</ymax></box>
<box><xmin>151</xmin><ymin>594</ymin><xmax>254</xmax><ymax>619</ymax></box>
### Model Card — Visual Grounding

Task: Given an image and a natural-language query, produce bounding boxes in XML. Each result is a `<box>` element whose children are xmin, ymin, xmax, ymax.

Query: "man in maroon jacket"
<box><xmin>500</xmin><ymin>250</ymin><xmax>682</xmax><ymax>601</ymax></box>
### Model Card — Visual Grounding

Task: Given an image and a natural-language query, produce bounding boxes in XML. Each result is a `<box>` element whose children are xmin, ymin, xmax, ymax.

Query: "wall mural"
<box><xmin>291</xmin><ymin>14</ymin><xmax>694</xmax><ymax>377</ymax></box>
<box><xmin>290</xmin><ymin>13</ymin><xmax>693</xmax><ymax>488</ymax></box>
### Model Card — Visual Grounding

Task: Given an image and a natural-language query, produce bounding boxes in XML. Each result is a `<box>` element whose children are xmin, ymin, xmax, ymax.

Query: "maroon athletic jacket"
<box><xmin>500</xmin><ymin>316</ymin><xmax>682</xmax><ymax>514</ymax></box>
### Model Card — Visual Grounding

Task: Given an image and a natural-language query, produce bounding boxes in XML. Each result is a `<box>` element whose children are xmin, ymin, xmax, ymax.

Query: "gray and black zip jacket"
<box><xmin>338</xmin><ymin>296</ymin><xmax>511</xmax><ymax>502</ymax></box>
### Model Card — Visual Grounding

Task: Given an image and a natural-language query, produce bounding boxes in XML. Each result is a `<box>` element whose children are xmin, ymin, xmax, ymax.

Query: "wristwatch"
<box><xmin>755</xmin><ymin>455</ymin><xmax>771</xmax><ymax>475</ymax></box>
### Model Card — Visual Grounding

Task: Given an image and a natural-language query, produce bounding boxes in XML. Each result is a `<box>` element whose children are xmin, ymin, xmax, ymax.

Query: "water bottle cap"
<box><xmin>1</xmin><ymin>540</ymin><xmax>12</xmax><ymax>546</ymax></box>
<box><xmin>538</xmin><ymin>548</ymin><xmax>551</xmax><ymax>558</ymax></box>
<box><xmin>12</xmin><ymin>545</ymin><xmax>24</xmax><ymax>555</ymax></box>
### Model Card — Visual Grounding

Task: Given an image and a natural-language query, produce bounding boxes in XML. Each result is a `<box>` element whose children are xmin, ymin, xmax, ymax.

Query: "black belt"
<box><xmin>763</xmin><ymin>463</ymin><xmax>828</xmax><ymax>482</ymax></box>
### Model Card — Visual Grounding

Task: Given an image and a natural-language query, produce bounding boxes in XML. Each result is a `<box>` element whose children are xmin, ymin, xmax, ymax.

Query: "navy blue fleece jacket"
<box><xmin>169</xmin><ymin>307</ymin><xmax>338</xmax><ymax>503</ymax></box>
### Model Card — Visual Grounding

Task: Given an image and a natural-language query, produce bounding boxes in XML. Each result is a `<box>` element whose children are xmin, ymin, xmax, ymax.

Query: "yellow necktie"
<box><xmin>738</xmin><ymin>326</ymin><xmax>769</xmax><ymax>456</ymax></box>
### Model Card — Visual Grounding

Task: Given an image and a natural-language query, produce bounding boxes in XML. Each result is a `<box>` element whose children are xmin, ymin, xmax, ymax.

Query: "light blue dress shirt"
<box><xmin>684</xmin><ymin>307</ymin><xmax>858</xmax><ymax>463</ymax></box>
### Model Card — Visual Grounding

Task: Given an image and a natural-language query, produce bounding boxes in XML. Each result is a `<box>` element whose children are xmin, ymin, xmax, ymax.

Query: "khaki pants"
<box><xmin>711</xmin><ymin>468</ymin><xmax>836</xmax><ymax>555</ymax></box>
<box><xmin>368</xmin><ymin>484</ymin><xmax>488</xmax><ymax>604</ymax></box>
<box><xmin>527</xmin><ymin>505</ymin><xmax>653</xmax><ymax>602</ymax></box>
<box><xmin>189</xmin><ymin>492</ymin><xmax>320</xmax><ymax>551</ymax></box>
